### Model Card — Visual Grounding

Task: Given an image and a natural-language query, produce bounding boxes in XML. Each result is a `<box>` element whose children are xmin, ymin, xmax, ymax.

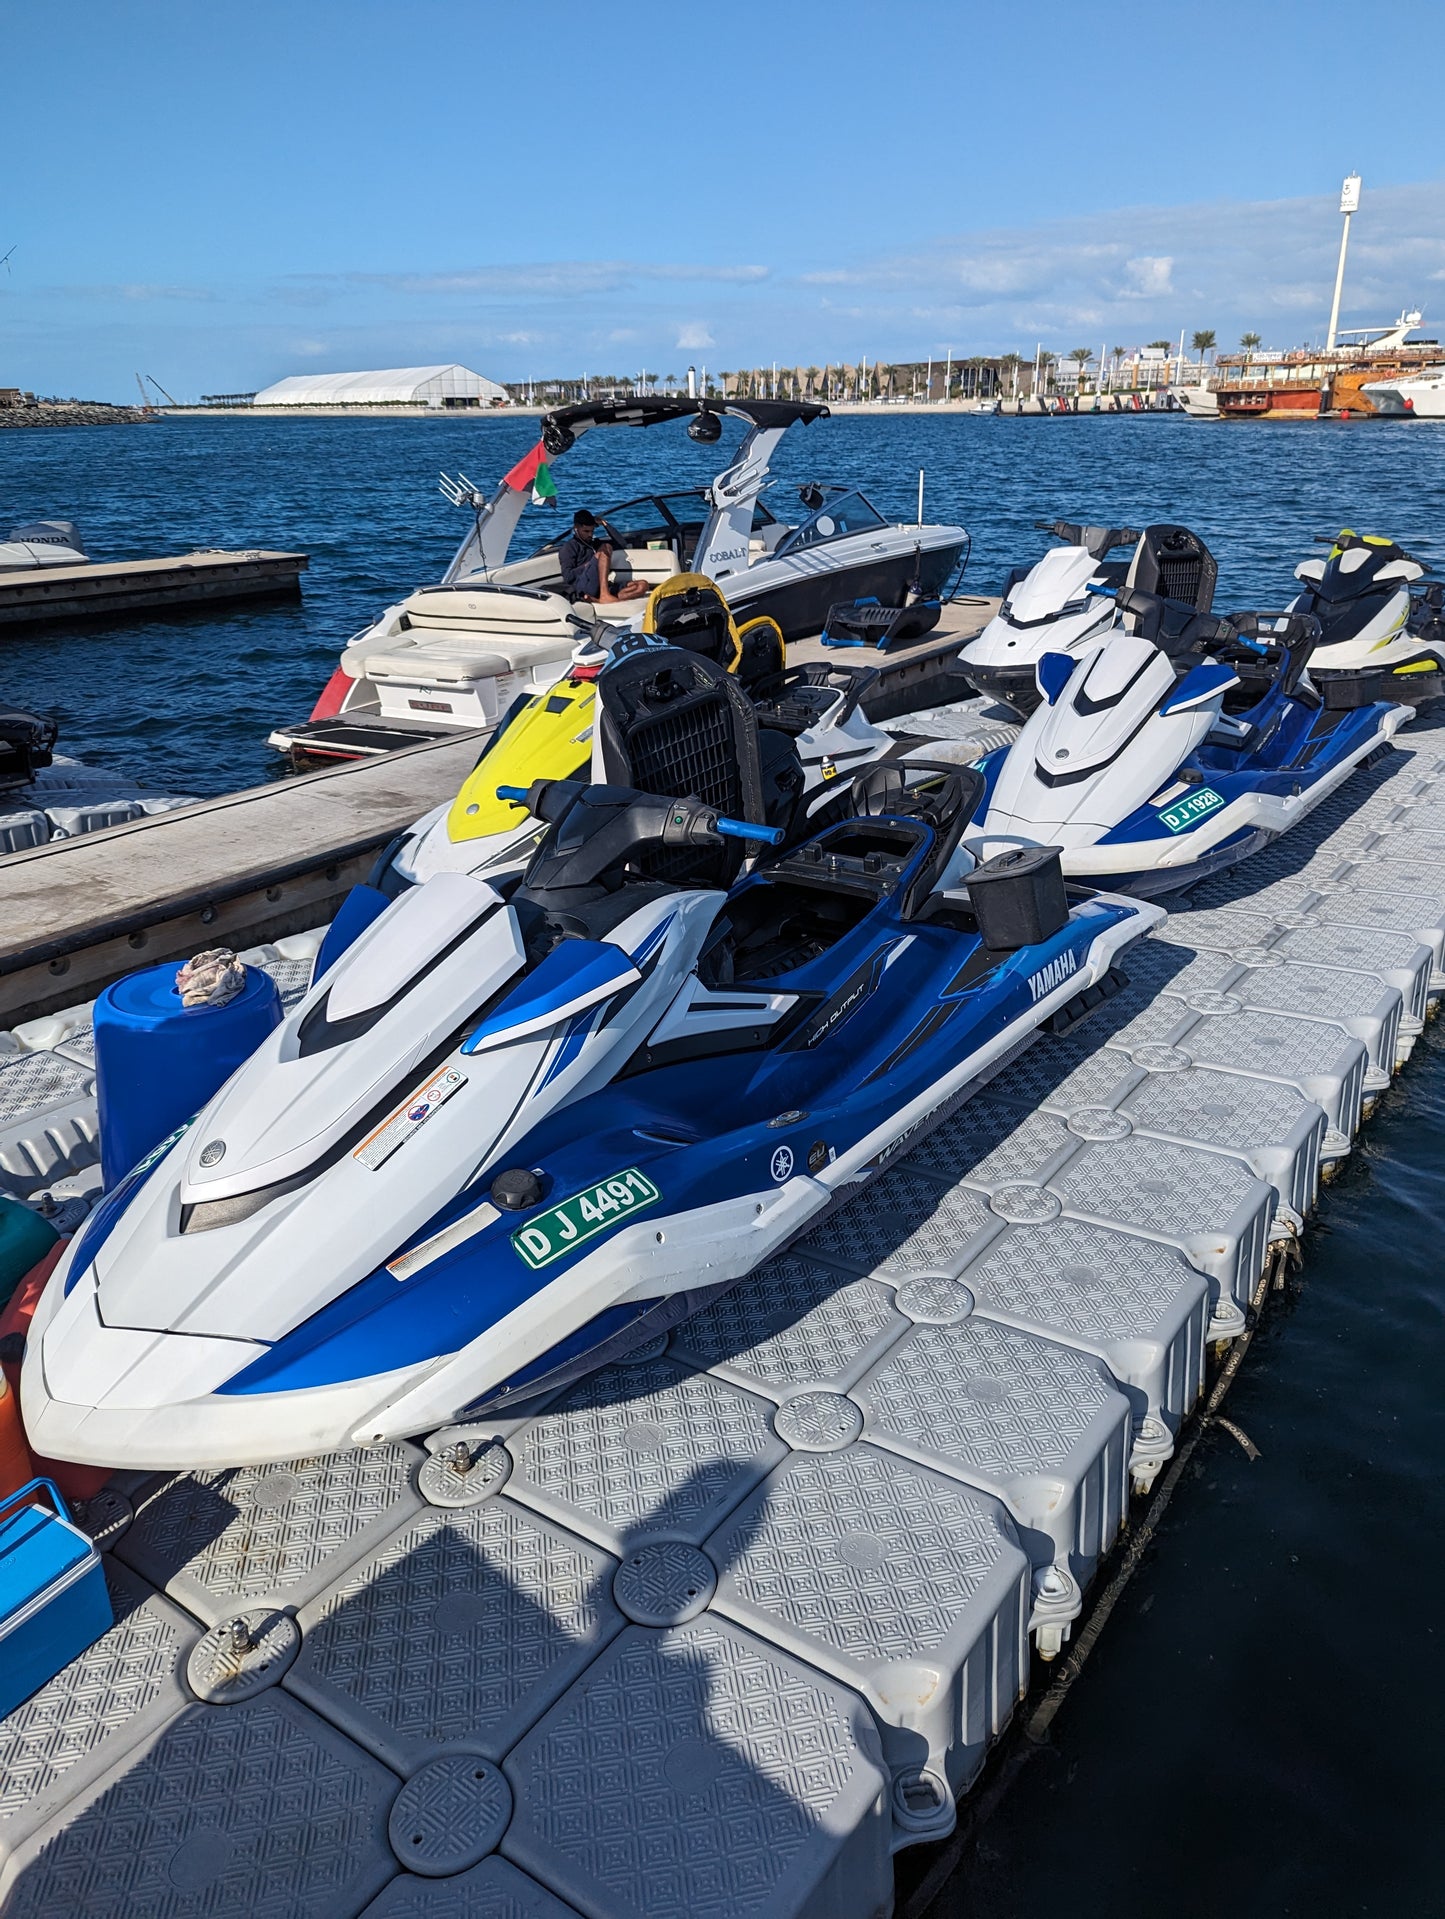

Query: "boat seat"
<box><xmin>400</xmin><ymin>584</ymin><xmax>576</xmax><ymax>632</ymax></box>
<box><xmin>361</xmin><ymin>583</ymin><xmax>582</xmax><ymax>681</ymax></box>
<box><xmin>366</xmin><ymin>640</ymin><xmax>519</xmax><ymax>684</ymax></box>
<box><xmin>607</xmin><ymin>548</ymin><xmax>686</xmax><ymax>587</ymax></box>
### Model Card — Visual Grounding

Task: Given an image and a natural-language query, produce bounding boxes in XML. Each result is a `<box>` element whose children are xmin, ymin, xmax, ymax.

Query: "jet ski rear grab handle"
<box><xmin>493</xmin><ymin>785</ymin><xmax>786</xmax><ymax>846</ymax></box>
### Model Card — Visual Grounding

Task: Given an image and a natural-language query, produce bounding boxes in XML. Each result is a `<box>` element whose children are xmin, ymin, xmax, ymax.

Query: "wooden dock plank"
<box><xmin>0</xmin><ymin>733</ymin><xmax>481</xmax><ymax>1020</ymax></box>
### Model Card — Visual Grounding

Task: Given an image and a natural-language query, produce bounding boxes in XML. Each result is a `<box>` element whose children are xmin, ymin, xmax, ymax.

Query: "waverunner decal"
<box><xmin>512</xmin><ymin>1168</ymin><xmax>661</xmax><ymax>1270</ymax></box>
<box><xmin>1157</xmin><ymin>787</ymin><xmax>1225</xmax><ymax>832</ymax></box>
<box><xmin>354</xmin><ymin>1066</ymin><xmax>468</xmax><ymax>1170</ymax></box>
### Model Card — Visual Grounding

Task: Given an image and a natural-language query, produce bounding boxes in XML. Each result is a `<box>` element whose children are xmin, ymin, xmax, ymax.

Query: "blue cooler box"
<box><xmin>0</xmin><ymin>1478</ymin><xmax>112</xmax><ymax>1720</ymax></box>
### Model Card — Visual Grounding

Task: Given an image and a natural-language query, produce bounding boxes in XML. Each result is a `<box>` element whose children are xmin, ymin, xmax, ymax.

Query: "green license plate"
<box><xmin>511</xmin><ymin>1168</ymin><xmax>661</xmax><ymax>1270</ymax></box>
<box><xmin>1158</xmin><ymin>786</ymin><xmax>1225</xmax><ymax>833</ymax></box>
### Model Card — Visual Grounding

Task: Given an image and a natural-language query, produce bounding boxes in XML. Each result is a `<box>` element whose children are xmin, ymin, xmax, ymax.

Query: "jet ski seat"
<box><xmin>850</xmin><ymin>759</ymin><xmax>986</xmax><ymax>917</ymax></box>
<box><xmin>597</xmin><ymin>640</ymin><xmax>804</xmax><ymax>887</ymax></box>
<box><xmin>1126</xmin><ymin>525</ymin><xmax>1218</xmax><ymax>614</ymax></box>
<box><xmin>643</xmin><ymin>573</ymin><xmax>786</xmax><ymax>690</ymax></box>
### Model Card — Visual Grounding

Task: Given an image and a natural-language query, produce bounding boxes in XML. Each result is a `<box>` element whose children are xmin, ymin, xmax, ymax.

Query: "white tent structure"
<box><xmin>252</xmin><ymin>365</ymin><xmax>509</xmax><ymax>408</ymax></box>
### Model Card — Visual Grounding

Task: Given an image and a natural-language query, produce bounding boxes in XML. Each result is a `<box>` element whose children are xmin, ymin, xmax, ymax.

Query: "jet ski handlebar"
<box><xmin>1115</xmin><ymin>588</ymin><xmax>1318</xmax><ymax>664</ymax></box>
<box><xmin>1036</xmin><ymin>519</ymin><xmax>1142</xmax><ymax>558</ymax></box>
<box><xmin>501</xmin><ymin>782</ymin><xmax>783</xmax><ymax>892</ymax></box>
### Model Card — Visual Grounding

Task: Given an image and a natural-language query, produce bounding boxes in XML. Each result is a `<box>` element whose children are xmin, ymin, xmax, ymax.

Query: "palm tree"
<box><xmin>1239</xmin><ymin>332</ymin><xmax>1261</xmax><ymax>357</ymax></box>
<box><xmin>1067</xmin><ymin>347</ymin><xmax>1094</xmax><ymax>388</ymax></box>
<box><xmin>1190</xmin><ymin>329</ymin><xmax>1216</xmax><ymax>368</ymax></box>
<box><xmin>998</xmin><ymin>351</ymin><xmax>1022</xmax><ymax>399</ymax></box>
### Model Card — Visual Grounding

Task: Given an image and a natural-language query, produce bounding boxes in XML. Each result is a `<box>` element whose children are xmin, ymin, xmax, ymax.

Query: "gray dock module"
<box><xmin>1</xmin><ymin>718</ymin><xmax>1443</xmax><ymax>1918</ymax></box>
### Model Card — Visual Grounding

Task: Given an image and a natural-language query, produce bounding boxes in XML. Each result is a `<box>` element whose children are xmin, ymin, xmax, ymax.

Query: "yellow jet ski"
<box><xmin>384</xmin><ymin>572</ymin><xmax>903</xmax><ymax>888</ymax></box>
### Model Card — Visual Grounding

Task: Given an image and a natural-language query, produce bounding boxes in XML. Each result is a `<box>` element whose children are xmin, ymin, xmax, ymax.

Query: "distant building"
<box><xmin>251</xmin><ymin>364</ymin><xmax>509</xmax><ymax>408</ymax></box>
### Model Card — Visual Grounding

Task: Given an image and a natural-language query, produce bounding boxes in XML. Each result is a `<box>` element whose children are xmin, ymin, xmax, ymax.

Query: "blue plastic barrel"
<box><xmin>93</xmin><ymin>961</ymin><xmax>283</xmax><ymax>1189</ymax></box>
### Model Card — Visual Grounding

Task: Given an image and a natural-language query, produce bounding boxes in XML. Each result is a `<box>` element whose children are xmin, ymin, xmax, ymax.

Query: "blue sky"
<box><xmin>3</xmin><ymin>0</ymin><xmax>1443</xmax><ymax>399</ymax></box>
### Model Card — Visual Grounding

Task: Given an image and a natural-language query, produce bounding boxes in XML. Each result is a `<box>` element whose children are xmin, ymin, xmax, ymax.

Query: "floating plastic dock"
<box><xmin>1</xmin><ymin>712</ymin><xmax>1443</xmax><ymax>1917</ymax></box>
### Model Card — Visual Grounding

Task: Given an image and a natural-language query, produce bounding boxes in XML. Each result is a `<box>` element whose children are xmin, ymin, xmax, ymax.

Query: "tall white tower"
<box><xmin>1326</xmin><ymin>174</ymin><xmax>1362</xmax><ymax>351</ymax></box>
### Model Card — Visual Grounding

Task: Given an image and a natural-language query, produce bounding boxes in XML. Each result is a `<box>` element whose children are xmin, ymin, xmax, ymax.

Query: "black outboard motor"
<box><xmin>0</xmin><ymin>707</ymin><xmax>58</xmax><ymax>791</ymax></box>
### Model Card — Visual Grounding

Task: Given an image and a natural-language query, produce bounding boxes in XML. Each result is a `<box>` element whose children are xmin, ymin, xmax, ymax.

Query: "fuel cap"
<box><xmin>490</xmin><ymin>1167</ymin><xmax>543</xmax><ymax>1211</ymax></box>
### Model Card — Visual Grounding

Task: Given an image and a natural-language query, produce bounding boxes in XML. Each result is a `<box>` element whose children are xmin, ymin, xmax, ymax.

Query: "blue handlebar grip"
<box><xmin>715</xmin><ymin>816</ymin><xmax>785</xmax><ymax>845</ymax></box>
<box><xmin>495</xmin><ymin>786</ymin><xmax>529</xmax><ymax>803</ymax></box>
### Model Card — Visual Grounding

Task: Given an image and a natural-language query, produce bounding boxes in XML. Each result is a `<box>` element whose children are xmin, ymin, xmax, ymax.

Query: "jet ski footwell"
<box><xmin>3</xmin><ymin>724</ymin><xmax>1445</xmax><ymax>1909</ymax></box>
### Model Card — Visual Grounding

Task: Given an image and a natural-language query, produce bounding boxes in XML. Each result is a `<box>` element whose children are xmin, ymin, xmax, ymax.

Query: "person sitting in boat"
<box><xmin>558</xmin><ymin>509</ymin><xmax>649</xmax><ymax>604</ymax></box>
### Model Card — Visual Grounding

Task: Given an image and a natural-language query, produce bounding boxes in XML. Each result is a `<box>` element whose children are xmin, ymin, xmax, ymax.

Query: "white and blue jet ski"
<box><xmin>23</xmin><ymin>643</ymin><xmax>1156</xmax><ymax>1470</ymax></box>
<box><xmin>976</xmin><ymin>585</ymin><xmax>1410</xmax><ymax>896</ymax></box>
<box><xmin>960</xmin><ymin>521</ymin><xmax>1217</xmax><ymax>717</ymax></box>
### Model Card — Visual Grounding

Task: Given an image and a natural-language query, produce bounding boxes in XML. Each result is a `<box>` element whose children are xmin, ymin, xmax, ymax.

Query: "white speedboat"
<box><xmin>270</xmin><ymin>398</ymin><xmax>970</xmax><ymax>763</ymax></box>
<box><xmin>0</xmin><ymin>520</ymin><xmax>88</xmax><ymax>571</ymax></box>
<box><xmin>1360</xmin><ymin>367</ymin><xmax>1445</xmax><ymax>418</ymax></box>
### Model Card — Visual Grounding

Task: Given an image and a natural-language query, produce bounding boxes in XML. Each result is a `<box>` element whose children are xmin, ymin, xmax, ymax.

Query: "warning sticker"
<box><xmin>354</xmin><ymin>1067</ymin><xmax>467</xmax><ymax>1171</ymax></box>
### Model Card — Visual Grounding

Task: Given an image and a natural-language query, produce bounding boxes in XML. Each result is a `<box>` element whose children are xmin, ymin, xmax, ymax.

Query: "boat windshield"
<box><xmin>774</xmin><ymin>490</ymin><xmax>887</xmax><ymax>557</ymax></box>
<box><xmin>529</xmin><ymin>491</ymin><xmax>779</xmax><ymax>561</ymax></box>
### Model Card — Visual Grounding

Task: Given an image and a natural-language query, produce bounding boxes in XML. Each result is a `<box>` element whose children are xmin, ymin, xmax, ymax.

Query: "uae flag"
<box><xmin>502</xmin><ymin>440</ymin><xmax>558</xmax><ymax>507</ymax></box>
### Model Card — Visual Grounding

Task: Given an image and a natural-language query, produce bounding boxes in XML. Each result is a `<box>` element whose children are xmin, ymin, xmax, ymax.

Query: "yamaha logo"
<box><xmin>199</xmin><ymin>1140</ymin><xmax>226</xmax><ymax>1167</ymax></box>
<box><xmin>1027</xmin><ymin>951</ymin><xmax>1079</xmax><ymax>1002</ymax></box>
<box><xmin>770</xmin><ymin>1146</ymin><xmax>795</xmax><ymax>1183</ymax></box>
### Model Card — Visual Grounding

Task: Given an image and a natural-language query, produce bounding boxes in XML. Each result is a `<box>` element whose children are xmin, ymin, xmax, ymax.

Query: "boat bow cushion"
<box><xmin>366</xmin><ymin>641</ymin><xmax>517</xmax><ymax>683</ymax></box>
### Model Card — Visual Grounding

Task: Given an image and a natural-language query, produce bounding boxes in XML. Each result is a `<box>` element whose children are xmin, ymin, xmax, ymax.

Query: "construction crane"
<box><xmin>134</xmin><ymin>372</ymin><xmax>179</xmax><ymax>410</ymax></box>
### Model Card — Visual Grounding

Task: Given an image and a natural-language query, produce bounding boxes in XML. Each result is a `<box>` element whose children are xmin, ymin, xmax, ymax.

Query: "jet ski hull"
<box><xmin>979</xmin><ymin>695</ymin><xmax>1410</xmax><ymax>897</ymax></box>
<box><xmin>23</xmin><ymin>894</ymin><xmax>1153</xmax><ymax>1469</ymax></box>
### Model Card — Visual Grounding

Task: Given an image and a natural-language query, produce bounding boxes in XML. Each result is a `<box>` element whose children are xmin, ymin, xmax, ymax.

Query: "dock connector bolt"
<box><xmin>1029</xmin><ymin>1564</ymin><xmax>1082</xmax><ymax>1660</ymax></box>
<box><xmin>1129</xmin><ymin>1414</ymin><xmax>1175</xmax><ymax>1497</ymax></box>
<box><xmin>224</xmin><ymin>1617</ymin><xmax>254</xmax><ymax>1657</ymax></box>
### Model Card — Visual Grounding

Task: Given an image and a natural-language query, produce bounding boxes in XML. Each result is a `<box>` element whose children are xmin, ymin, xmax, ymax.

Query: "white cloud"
<box><xmin>676</xmin><ymin>322</ymin><xmax>715</xmax><ymax>349</ymax></box>
<box><xmin>1121</xmin><ymin>255</ymin><xmax>1174</xmax><ymax>298</ymax></box>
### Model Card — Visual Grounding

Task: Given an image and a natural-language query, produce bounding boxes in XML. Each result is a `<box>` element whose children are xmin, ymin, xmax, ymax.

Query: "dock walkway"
<box><xmin>0</xmin><ymin>713</ymin><xmax>1442</xmax><ymax>1917</ymax></box>
<box><xmin>0</xmin><ymin>733</ymin><xmax>485</xmax><ymax>1024</ymax></box>
<box><xmin>0</xmin><ymin>550</ymin><xmax>306</xmax><ymax>628</ymax></box>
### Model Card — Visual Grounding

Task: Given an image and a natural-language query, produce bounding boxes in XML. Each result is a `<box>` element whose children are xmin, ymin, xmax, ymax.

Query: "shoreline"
<box><xmin>156</xmin><ymin>398</ymin><xmax>1164</xmax><ymax>420</ymax></box>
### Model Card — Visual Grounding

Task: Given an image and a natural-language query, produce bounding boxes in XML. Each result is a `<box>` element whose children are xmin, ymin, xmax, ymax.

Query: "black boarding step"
<box><xmin>278</xmin><ymin>714</ymin><xmax>479</xmax><ymax>758</ymax></box>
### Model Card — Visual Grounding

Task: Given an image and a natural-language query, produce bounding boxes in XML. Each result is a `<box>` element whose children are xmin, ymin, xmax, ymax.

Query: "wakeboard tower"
<box><xmin>24</xmin><ymin>643</ymin><xmax>1155</xmax><ymax>1470</ymax></box>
